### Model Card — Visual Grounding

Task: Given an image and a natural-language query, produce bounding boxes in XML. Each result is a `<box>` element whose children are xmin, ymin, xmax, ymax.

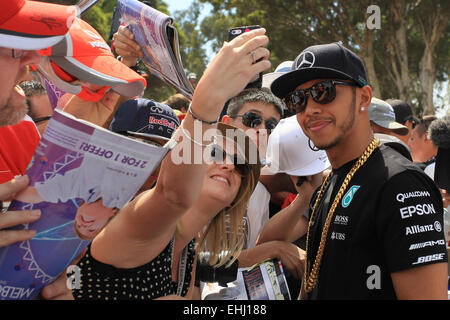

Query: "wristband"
<box><xmin>179</xmin><ymin>119</ymin><xmax>217</xmax><ymax>147</ymax></box>
<box><xmin>188</xmin><ymin>104</ymin><xmax>218</xmax><ymax>125</ymax></box>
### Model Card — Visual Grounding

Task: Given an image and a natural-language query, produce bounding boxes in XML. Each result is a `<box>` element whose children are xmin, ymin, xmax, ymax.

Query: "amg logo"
<box><xmin>409</xmin><ymin>239</ymin><xmax>445</xmax><ymax>250</ymax></box>
<box><xmin>334</xmin><ymin>215</ymin><xmax>349</xmax><ymax>225</ymax></box>
<box><xmin>405</xmin><ymin>224</ymin><xmax>434</xmax><ymax>235</ymax></box>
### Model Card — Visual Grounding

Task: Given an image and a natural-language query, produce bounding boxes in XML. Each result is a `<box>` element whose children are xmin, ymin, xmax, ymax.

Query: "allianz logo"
<box><xmin>405</xmin><ymin>221</ymin><xmax>441</xmax><ymax>236</ymax></box>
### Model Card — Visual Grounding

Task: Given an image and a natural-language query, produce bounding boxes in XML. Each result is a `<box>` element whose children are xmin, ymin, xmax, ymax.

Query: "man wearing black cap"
<box><xmin>386</xmin><ymin>99</ymin><xmax>418</xmax><ymax>145</ymax></box>
<box><xmin>269</xmin><ymin>42</ymin><xmax>448</xmax><ymax>299</ymax></box>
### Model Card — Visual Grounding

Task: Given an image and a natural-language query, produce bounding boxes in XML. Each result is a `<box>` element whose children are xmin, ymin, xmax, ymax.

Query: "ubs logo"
<box><xmin>331</xmin><ymin>232</ymin><xmax>345</xmax><ymax>241</ymax></box>
<box><xmin>342</xmin><ymin>185</ymin><xmax>360</xmax><ymax>208</ymax></box>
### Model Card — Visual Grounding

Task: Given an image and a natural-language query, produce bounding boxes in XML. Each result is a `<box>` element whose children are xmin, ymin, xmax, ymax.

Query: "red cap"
<box><xmin>41</xmin><ymin>18</ymin><xmax>146</xmax><ymax>98</ymax></box>
<box><xmin>0</xmin><ymin>0</ymin><xmax>77</xmax><ymax>50</ymax></box>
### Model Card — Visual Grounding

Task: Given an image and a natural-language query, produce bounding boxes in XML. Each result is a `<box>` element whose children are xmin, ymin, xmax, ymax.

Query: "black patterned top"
<box><xmin>73</xmin><ymin>238</ymin><xmax>196</xmax><ymax>300</ymax></box>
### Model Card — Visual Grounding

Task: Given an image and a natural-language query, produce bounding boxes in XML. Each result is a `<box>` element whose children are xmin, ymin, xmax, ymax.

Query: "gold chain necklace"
<box><xmin>302</xmin><ymin>138</ymin><xmax>380</xmax><ymax>295</ymax></box>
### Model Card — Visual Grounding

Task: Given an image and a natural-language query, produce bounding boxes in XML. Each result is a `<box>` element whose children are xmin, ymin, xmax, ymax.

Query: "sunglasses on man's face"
<box><xmin>210</xmin><ymin>145</ymin><xmax>250</xmax><ymax>177</ymax></box>
<box><xmin>230</xmin><ymin>112</ymin><xmax>279</xmax><ymax>133</ymax></box>
<box><xmin>404</xmin><ymin>116</ymin><xmax>422</xmax><ymax>129</ymax></box>
<box><xmin>283</xmin><ymin>80</ymin><xmax>359</xmax><ymax>114</ymax></box>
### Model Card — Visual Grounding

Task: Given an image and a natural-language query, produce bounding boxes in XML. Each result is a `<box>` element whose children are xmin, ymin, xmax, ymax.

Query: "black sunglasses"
<box><xmin>230</xmin><ymin>112</ymin><xmax>278</xmax><ymax>133</ymax></box>
<box><xmin>210</xmin><ymin>145</ymin><xmax>250</xmax><ymax>177</ymax></box>
<box><xmin>404</xmin><ymin>116</ymin><xmax>418</xmax><ymax>129</ymax></box>
<box><xmin>283</xmin><ymin>80</ymin><xmax>359</xmax><ymax>114</ymax></box>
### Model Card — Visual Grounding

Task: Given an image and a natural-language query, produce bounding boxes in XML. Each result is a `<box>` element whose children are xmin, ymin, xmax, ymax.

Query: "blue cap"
<box><xmin>110</xmin><ymin>98</ymin><xmax>180</xmax><ymax>141</ymax></box>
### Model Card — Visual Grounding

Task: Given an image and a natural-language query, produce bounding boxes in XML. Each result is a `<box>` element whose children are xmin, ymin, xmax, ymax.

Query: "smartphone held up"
<box><xmin>228</xmin><ymin>25</ymin><xmax>263</xmax><ymax>89</ymax></box>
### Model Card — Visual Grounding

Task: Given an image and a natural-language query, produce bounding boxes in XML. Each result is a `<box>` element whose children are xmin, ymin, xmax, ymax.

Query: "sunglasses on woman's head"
<box><xmin>283</xmin><ymin>80</ymin><xmax>359</xmax><ymax>114</ymax></box>
<box><xmin>124</xmin><ymin>133</ymin><xmax>163</xmax><ymax>147</ymax></box>
<box><xmin>230</xmin><ymin>112</ymin><xmax>278</xmax><ymax>133</ymax></box>
<box><xmin>210</xmin><ymin>145</ymin><xmax>250</xmax><ymax>177</ymax></box>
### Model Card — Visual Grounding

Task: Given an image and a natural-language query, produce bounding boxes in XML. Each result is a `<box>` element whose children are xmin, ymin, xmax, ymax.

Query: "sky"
<box><xmin>165</xmin><ymin>0</ymin><xmax>215</xmax><ymax>63</ymax></box>
<box><xmin>163</xmin><ymin>1</ymin><xmax>448</xmax><ymax>113</ymax></box>
<box><xmin>165</xmin><ymin>0</ymin><xmax>192</xmax><ymax>13</ymax></box>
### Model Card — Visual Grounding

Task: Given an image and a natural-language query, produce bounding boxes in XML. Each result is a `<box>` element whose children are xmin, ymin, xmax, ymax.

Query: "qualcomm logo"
<box><xmin>342</xmin><ymin>185</ymin><xmax>360</xmax><ymax>208</ymax></box>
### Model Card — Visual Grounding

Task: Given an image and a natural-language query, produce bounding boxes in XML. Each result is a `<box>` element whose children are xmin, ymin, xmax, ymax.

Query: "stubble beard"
<box><xmin>314</xmin><ymin>90</ymin><xmax>356</xmax><ymax>151</ymax></box>
<box><xmin>0</xmin><ymin>92</ymin><xmax>28</xmax><ymax>127</ymax></box>
<box><xmin>0</xmin><ymin>66</ymin><xmax>30</xmax><ymax>127</ymax></box>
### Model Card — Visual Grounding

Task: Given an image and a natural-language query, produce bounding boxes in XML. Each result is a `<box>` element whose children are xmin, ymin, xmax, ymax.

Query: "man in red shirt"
<box><xmin>0</xmin><ymin>115</ymin><xmax>40</xmax><ymax>184</ymax></box>
<box><xmin>0</xmin><ymin>0</ymin><xmax>77</xmax><ymax>299</ymax></box>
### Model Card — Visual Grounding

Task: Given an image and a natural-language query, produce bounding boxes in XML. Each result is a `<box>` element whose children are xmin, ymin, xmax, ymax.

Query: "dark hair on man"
<box><xmin>19</xmin><ymin>80</ymin><xmax>47</xmax><ymax>97</ymax></box>
<box><xmin>226</xmin><ymin>88</ymin><xmax>284</xmax><ymax>118</ymax></box>
<box><xmin>385</xmin><ymin>98</ymin><xmax>415</xmax><ymax>125</ymax></box>
<box><xmin>163</xmin><ymin>93</ymin><xmax>190</xmax><ymax>112</ymax></box>
<box><xmin>415</xmin><ymin>115</ymin><xmax>437</xmax><ymax>138</ymax></box>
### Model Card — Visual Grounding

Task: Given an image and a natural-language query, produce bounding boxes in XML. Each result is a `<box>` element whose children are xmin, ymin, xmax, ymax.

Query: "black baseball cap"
<box><xmin>385</xmin><ymin>99</ymin><xmax>418</xmax><ymax>125</ymax></box>
<box><xmin>110</xmin><ymin>98</ymin><xmax>180</xmax><ymax>141</ymax></box>
<box><xmin>271</xmin><ymin>42</ymin><xmax>369</xmax><ymax>98</ymax></box>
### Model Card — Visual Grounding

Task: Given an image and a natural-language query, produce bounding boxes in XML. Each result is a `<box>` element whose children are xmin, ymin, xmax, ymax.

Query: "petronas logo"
<box><xmin>342</xmin><ymin>185</ymin><xmax>360</xmax><ymax>208</ymax></box>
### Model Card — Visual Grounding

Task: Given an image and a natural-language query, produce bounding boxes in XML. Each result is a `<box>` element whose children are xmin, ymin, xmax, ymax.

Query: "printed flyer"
<box><xmin>0</xmin><ymin>110</ymin><xmax>169</xmax><ymax>300</ymax></box>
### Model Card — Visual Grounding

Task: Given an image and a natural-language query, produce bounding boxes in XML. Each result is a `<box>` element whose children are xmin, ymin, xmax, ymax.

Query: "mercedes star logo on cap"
<box><xmin>296</xmin><ymin>51</ymin><xmax>315</xmax><ymax>69</ymax></box>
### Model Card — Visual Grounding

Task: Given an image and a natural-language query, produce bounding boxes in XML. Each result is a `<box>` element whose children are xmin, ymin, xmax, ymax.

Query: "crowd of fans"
<box><xmin>0</xmin><ymin>0</ymin><xmax>448</xmax><ymax>300</ymax></box>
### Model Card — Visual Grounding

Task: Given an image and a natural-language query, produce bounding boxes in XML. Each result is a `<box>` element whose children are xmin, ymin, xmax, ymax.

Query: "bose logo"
<box><xmin>412</xmin><ymin>253</ymin><xmax>445</xmax><ymax>265</ymax></box>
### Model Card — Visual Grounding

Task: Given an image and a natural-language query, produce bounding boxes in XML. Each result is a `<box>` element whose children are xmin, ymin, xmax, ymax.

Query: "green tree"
<box><xmin>199</xmin><ymin>0</ymin><xmax>450</xmax><ymax>115</ymax></box>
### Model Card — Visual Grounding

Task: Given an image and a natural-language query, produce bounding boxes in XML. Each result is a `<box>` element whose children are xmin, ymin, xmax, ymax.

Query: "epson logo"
<box><xmin>399</xmin><ymin>203</ymin><xmax>436</xmax><ymax>219</ymax></box>
<box><xmin>396</xmin><ymin>191</ymin><xmax>430</xmax><ymax>203</ymax></box>
<box><xmin>334</xmin><ymin>215</ymin><xmax>349</xmax><ymax>226</ymax></box>
<box><xmin>409</xmin><ymin>239</ymin><xmax>445</xmax><ymax>250</ymax></box>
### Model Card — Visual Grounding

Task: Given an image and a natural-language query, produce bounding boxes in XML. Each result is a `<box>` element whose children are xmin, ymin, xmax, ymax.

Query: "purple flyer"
<box><xmin>0</xmin><ymin>110</ymin><xmax>169</xmax><ymax>299</ymax></box>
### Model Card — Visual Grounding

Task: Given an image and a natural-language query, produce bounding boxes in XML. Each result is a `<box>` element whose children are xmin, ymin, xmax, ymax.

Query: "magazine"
<box><xmin>201</xmin><ymin>259</ymin><xmax>291</xmax><ymax>300</ymax></box>
<box><xmin>0</xmin><ymin>109</ymin><xmax>169</xmax><ymax>300</ymax></box>
<box><xmin>117</xmin><ymin>0</ymin><xmax>194</xmax><ymax>100</ymax></box>
<box><xmin>76</xmin><ymin>0</ymin><xmax>101</xmax><ymax>14</ymax></box>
